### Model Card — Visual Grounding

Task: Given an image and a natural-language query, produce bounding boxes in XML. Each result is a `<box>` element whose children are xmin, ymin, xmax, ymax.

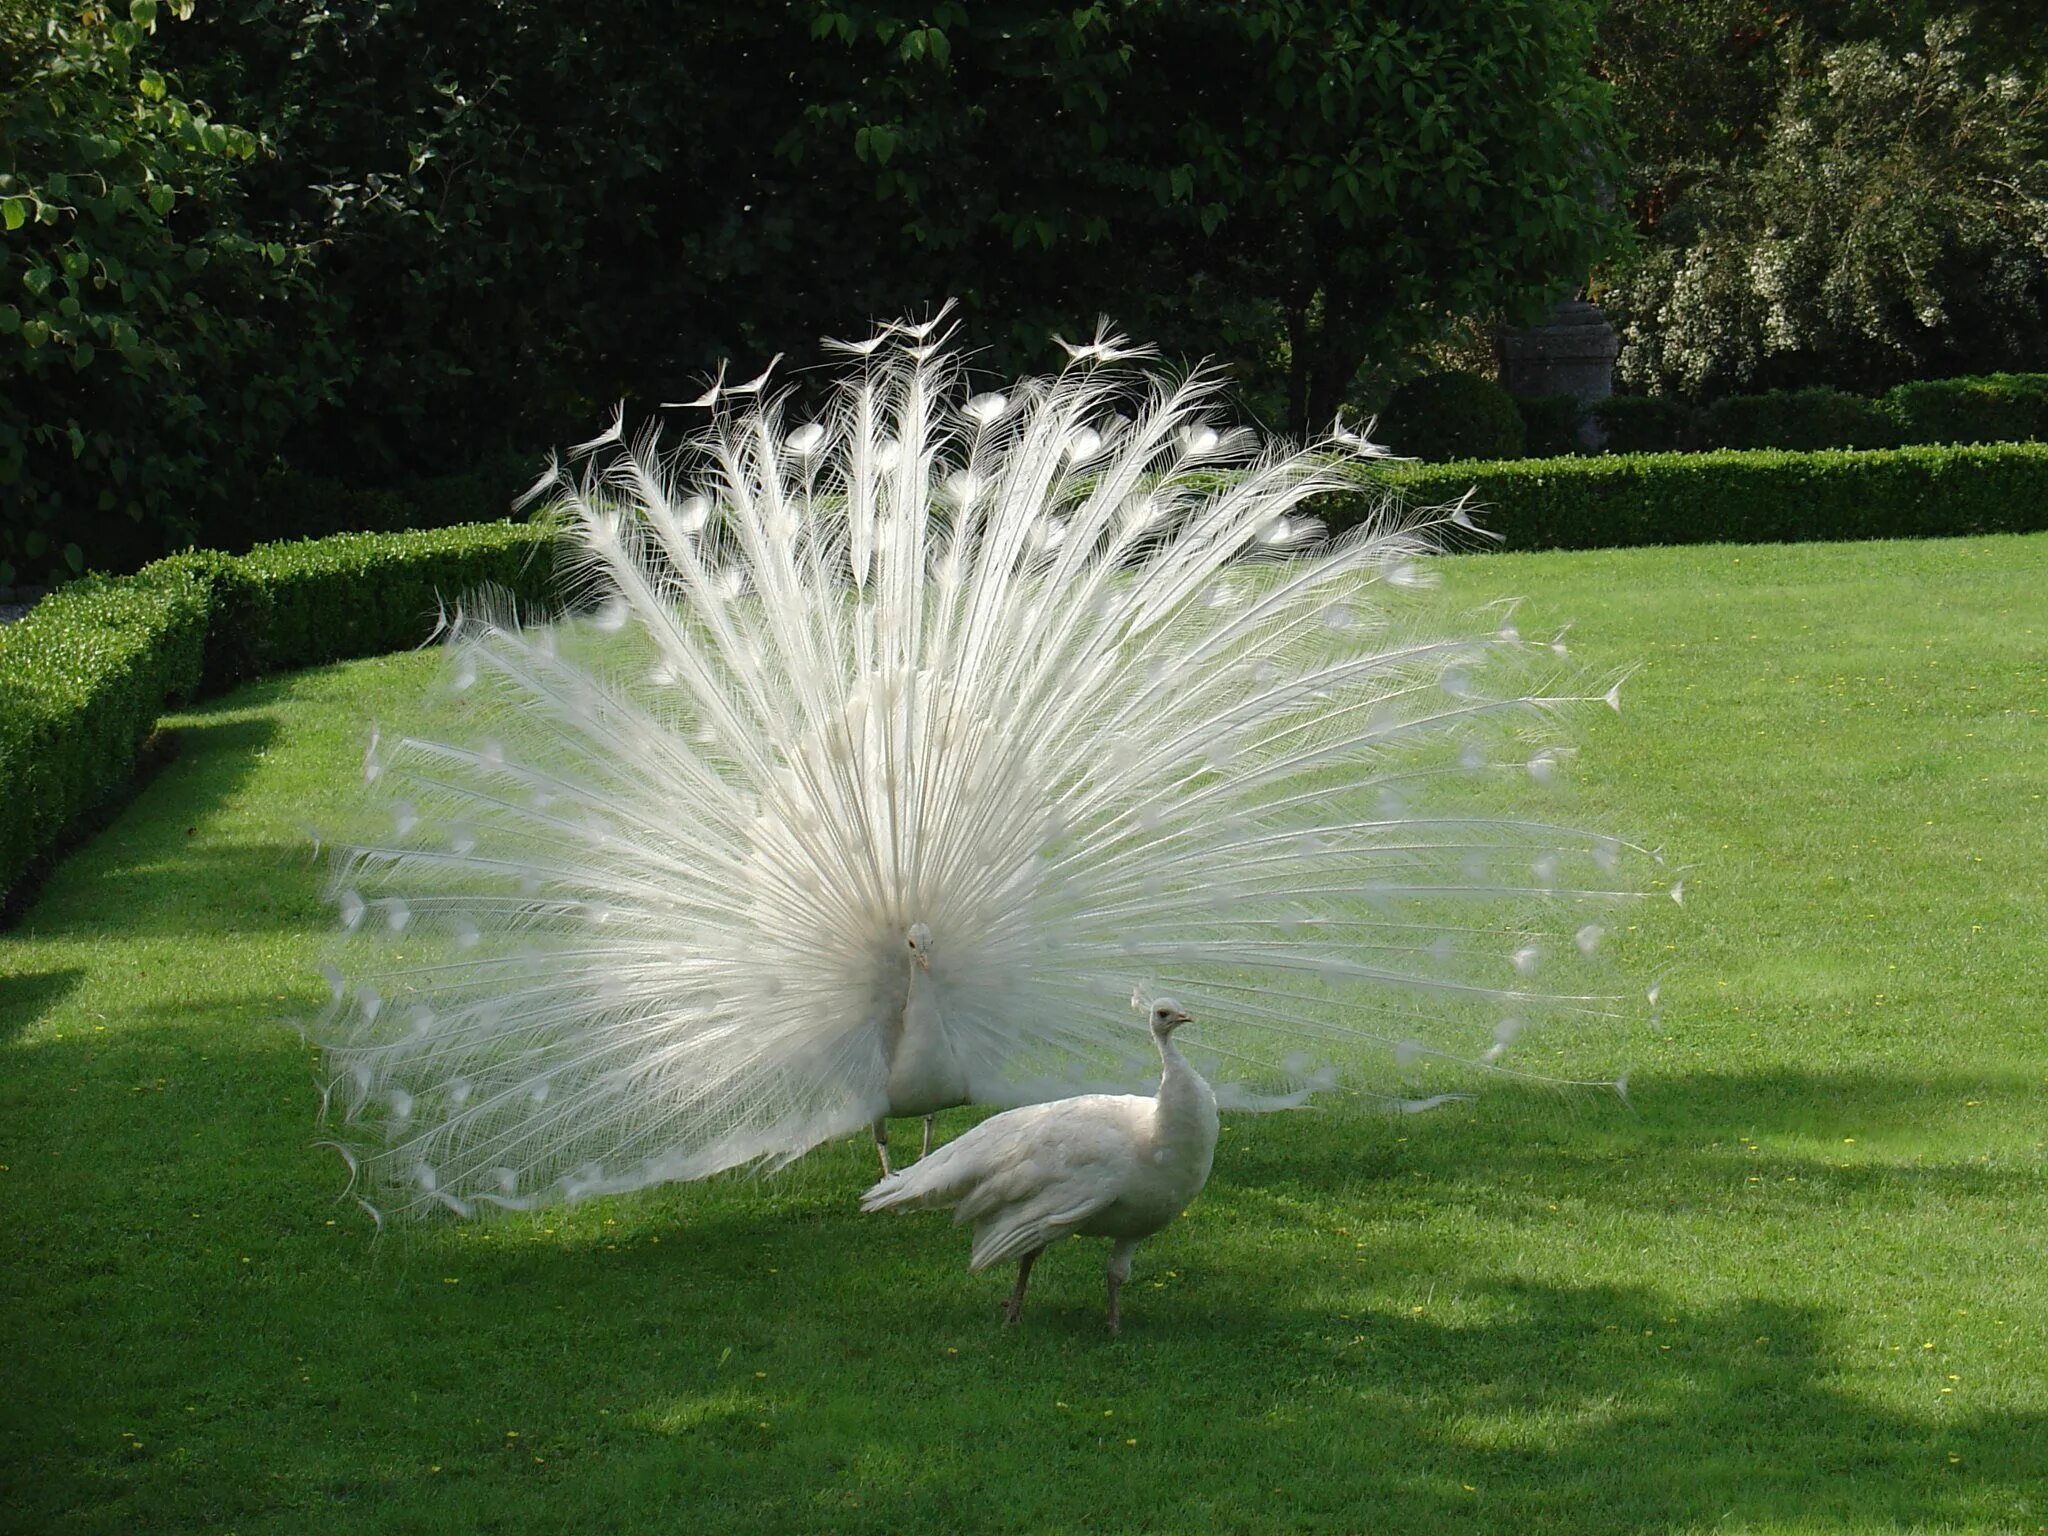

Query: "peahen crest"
<box><xmin>317</xmin><ymin>311</ymin><xmax>1670</xmax><ymax>1219</ymax></box>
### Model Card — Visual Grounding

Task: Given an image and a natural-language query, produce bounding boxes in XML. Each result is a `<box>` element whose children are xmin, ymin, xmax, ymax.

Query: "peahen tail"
<box><xmin>315</xmin><ymin>310</ymin><xmax>1671</xmax><ymax>1220</ymax></box>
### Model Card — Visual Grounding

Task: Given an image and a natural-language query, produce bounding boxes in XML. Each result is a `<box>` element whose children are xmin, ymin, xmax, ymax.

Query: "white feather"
<box><xmin>316</xmin><ymin>319</ymin><xmax>1660</xmax><ymax>1218</ymax></box>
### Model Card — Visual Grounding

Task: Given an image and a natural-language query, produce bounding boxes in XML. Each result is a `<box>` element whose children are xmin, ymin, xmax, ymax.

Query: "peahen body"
<box><xmin>862</xmin><ymin>998</ymin><xmax>1218</xmax><ymax>1333</ymax></box>
<box><xmin>317</xmin><ymin>312</ymin><xmax>1666</xmax><ymax>1220</ymax></box>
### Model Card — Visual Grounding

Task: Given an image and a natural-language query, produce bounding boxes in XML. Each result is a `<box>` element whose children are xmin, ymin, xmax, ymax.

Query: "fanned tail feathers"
<box><xmin>317</xmin><ymin>315</ymin><xmax>1668</xmax><ymax>1219</ymax></box>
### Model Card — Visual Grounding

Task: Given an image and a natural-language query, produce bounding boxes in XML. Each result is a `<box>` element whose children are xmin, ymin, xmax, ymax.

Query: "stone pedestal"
<box><xmin>1495</xmin><ymin>298</ymin><xmax>1619</xmax><ymax>405</ymax></box>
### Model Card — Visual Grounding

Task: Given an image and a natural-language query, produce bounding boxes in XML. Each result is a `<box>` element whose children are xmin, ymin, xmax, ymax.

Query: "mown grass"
<box><xmin>3</xmin><ymin>533</ymin><xmax>2044</xmax><ymax>1534</ymax></box>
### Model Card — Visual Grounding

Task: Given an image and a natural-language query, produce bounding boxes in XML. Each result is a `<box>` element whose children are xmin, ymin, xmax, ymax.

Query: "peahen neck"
<box><xmin>1151</xmin><ymin>1027</ymin><xmax>1217</xmax><ymax>1149</ymax></box>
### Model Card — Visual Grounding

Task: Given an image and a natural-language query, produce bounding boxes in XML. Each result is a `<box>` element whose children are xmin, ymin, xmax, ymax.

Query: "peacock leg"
<box><xmin>1105</xmin><ymin>1238</ymin><xmax>1140</xmax><ymax>1335</ymax></box>
<box><xmin>1004</xmin><ymin>1247</ymin><xmax>1044</xmax><ymax>1325</ymax></box>
<box><xmin>921</xmin><ymin>1115</ymin><xmax>935</xmax><ymax>1160</ymax></box>
<box><xmin>870</xmin><ymin>1118</ymin><xmax>892</xmax><ymax>1177</ymax></box>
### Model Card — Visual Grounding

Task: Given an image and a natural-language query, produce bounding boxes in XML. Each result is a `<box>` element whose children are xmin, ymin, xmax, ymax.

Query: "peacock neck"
<box><xmin>886</xmin><ymin>959</ymin><xmax>968</xmax><ymax>1115</ymax></box>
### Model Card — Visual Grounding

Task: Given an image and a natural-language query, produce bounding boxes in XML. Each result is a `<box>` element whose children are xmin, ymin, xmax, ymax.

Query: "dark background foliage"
<box><xmin>0</xmin><ymin>0</ymin><xmax>338</xmax><ymax>579</ymax></box>
<box><xmin>4</xmin><ymin>0</ymin><xmax>2042</xmax><ymax>580</ymax></box>
<box><xmin>1594</xmin><ymin>1</ymin><xmax>2047</xmax><ymax>400</ymax></box>
<box><xmin>6</xmin><ymin>0</ymin><xmax>1624</xmax><ymax>577</ymax></box>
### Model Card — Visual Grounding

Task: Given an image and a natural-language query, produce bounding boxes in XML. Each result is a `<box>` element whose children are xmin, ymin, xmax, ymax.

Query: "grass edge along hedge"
<box><xmin>0</xmin><ymin>519</ymin><xmax>557</xmax><ymax>908</ymax></box>
<box><xmin>4</xmin><ymin>440</ymin><xmax>2045</xmax><ymax>909</ymax></box>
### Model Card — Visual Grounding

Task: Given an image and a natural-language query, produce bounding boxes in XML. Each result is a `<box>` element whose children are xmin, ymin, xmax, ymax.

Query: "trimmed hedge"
<box><xmin>0</xmin><ymin>567</ymin><xmax>209</xmax><ymax>903</ymax></box>
<box><xmin>1380</xmin><ymin>372</ymin><xmax>1527</xmax><ymax>462</ymax></box>
<box><xmin>1513</xmin><ymin>393</ymin><xmax>1583</xmax><ymax>459</ymax></box>
<box><xmin>0</xmin><ymin>518</ymin><xmax>561</xmax><ymax>910</ymax></box>
<box><xmin>1885</xmin><ymin>374</ymin><xmax>2048</xmax><ymax>447</ymax></box>
<box><xmin>1361</xmin><ymin>442</ymin><xmax>2048</xmax><ymax>551</ymax></box>
<box><xmin>231</xmin><ymin>521</ymin><xmax>558</xmax><ymax>676</ymax></box>
<box><xmin>1591</xmin><ymin>373</ymin><xmax>2048</xmax><ymax>456</ymax></box>
<box><xmin>1698</xmin><ymin>388</ymin><xmax>1901</xmax><ymax>452</ymax></box>
<box><xmin>5</xmin><ymin>444</ymin><xmax>2046</xmax><ymax>910</ymax></box>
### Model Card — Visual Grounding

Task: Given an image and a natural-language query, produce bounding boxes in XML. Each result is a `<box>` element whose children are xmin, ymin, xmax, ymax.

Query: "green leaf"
<box><xmin>73</xmin><ymin>341</ymin><xmax>97</xmax><ymax>371</ymax></box>
<box><xmin>148</xmin><ymin>186</ymin><xmax>175</xmax><ymax>217</ymax></box>
<box><xmin>926</xmin><ymin>28</ymin><xmax>951</xmax><ymax>69</ymax></box>
<box><xmin>23</xmin><ymin>529</ymin><xmax>46</xmax><ymax>558</ymax></box>
<box><xmin>2</xmin><ymin>198</ymin><xmax>24</xmax><ymax>232</ymax></box>
<box><xmin>63</xmin><ymin>543</ymin><xmax>84</xmax><ymax>573</ymax></box>
<box><xmin>21</xmin><ymin>319</ymin><xmax>49</xmax><ymax>348</ymax></box>
<box><xmin>131</xmin><ymin>0</ymin><xmax>159</xmax><ymax>28</ymax></box>
<box><xmin>47</xmin><ymin>173</ymin><xmax>70</xmax><ymax>200</ymax></box>
<box><xmin>142</xmin><ymin>70</ymin><xmax>167</xmax><ymax>101</ymax></box>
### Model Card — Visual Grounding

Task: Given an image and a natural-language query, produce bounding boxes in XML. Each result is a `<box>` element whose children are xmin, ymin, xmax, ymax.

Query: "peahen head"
<box><xmin>904</xmin><ymin>923</ymin><xmax>934</xmax><ymax>972</ymax></box>
<box><xmin>1148</xmin><ymin>998</ymin><xmax>1193</xmax><ymax>1037</ymax></box>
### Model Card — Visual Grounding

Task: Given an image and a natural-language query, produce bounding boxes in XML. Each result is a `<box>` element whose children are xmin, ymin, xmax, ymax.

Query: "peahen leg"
<box><xmin>921</xmin><ymin>1114</ymin><xmax>935</xmax><ymax>1160</ymax></box>
<box><xmin>1105</xmin><ymin>1238</ymin><xmax>1141</xmax><ymax>1335</ymax></box>
<box><xmin>1004</xmin><ymin>1247</ymin><xmax>1044</xmax><ymax>1325</ymax></box>
<box><xmin>871</xmin><ymin>1118</ymin><xmax>892</xmax><ymax>1177</ymax></box>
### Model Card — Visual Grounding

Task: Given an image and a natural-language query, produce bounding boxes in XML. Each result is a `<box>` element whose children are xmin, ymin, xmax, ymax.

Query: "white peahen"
<box><xmin>863</xmin><ymin>997</ymin><xmax>1218</xmax><ymax>1333</ymax></box>
<box><xmin>316</xmin><ymin>310</ymin><xmax>1668</xmax><ymax>1221</ymax></box>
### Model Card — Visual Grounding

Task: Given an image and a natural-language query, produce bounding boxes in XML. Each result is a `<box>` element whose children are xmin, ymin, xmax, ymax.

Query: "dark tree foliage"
<box><xmin>5</xmin><ymin>1</ymin><xmax>1623</xmax><ymax>568</ymax></box>
<box><xmin>160</xmin><ymin>1</ymin><xmax>812</xmax><ymax>479</ymax></box>
<box><xmin>798</xmin><ymin>1</ymin><xmax>1625</xmax><ymax>432</ymax></box>
<box><xmin>167</xmin><ymin>1</ymin><xmax>1622</xmax><ymax>447</ymax></box>
<box><xmin>1597</xmin><ymin>3</ymin><xmax>2048</xmax><ymax>398</ymax></box>
<box><xmin>0</xmin><ymin>0</ymin><xmax>333</xmax><ymax>582</ymax></box>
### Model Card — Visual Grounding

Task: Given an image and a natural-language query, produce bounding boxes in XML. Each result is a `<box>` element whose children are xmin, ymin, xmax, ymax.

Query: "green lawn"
<box><xmin>4</xmin><ymin>534</ymin><xmax>2044</xmax><ymax>1534</ymax></box>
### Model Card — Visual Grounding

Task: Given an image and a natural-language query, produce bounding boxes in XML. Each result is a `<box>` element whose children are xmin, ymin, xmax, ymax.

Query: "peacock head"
<box><xmin>1148</xmin><ymin>998</ymin><xmax>1193</xmax><ymax>1037</ymax></box>
<box><xmin>904</xmin><ymin>923</ymin><xmax>934</xmax><ymax>971</ymax></box>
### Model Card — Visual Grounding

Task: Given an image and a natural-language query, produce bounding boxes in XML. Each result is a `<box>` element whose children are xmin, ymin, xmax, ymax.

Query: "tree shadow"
<box><xmin>1228</xmin><ymin>1065</ymin><xmax>2037</xmax><ymax>1216</ymax></box>
<box><xmin>9</xmin><ymin>1011</ymin><xmax>2042</xmax><ymax>1535</ymax></box>
<box><xmin>0</xmin><ymin>966</ymin><xmax>84</xmax><ymax>1045</ymax></box>
<box><xmin>11</xmin><ymin>712</ymin><xmax>322</xmax><ymax>939</ymax></box>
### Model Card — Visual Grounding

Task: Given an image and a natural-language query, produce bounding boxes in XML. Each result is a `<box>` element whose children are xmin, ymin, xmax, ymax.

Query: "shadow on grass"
<box><xmin>1224</xmin><ymin>1066</ymin><xmax>2035</xmax><ymax>1219</ymax></box>
<box><xmin>0</xmin><ymin>966</ymin><xmax>85</xmax><ymax>1044</ymax></box>
<box><xmin>7</xmin><ymin>1001</ymin><xmax>2042</xmax><ymax>1535</ymax></box>
<box><xmin>12</xmin><ymin>711</ymin><xmax>327</xmax><ymax>940</ymax></box>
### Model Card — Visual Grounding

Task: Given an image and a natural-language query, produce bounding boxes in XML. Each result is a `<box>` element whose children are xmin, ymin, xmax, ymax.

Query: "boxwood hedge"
<box><xmin>1363</xmin><ymin>442</ymin><xmax>2048</xmax><ymax>551</ymax></box>
<box><xmin>5</xmin><ymin>442</ymin><xmax>2045</xmax><ymax>910</ymax></box>
<box><xmin>0</xmin><ymin>567</ymin><xmax>209</xmax><ymax>907</ymax></box>
<box><xmin>1</xmin><ymin>519</ymin><xmax>559</xmax><ymax>909</ymax></box>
